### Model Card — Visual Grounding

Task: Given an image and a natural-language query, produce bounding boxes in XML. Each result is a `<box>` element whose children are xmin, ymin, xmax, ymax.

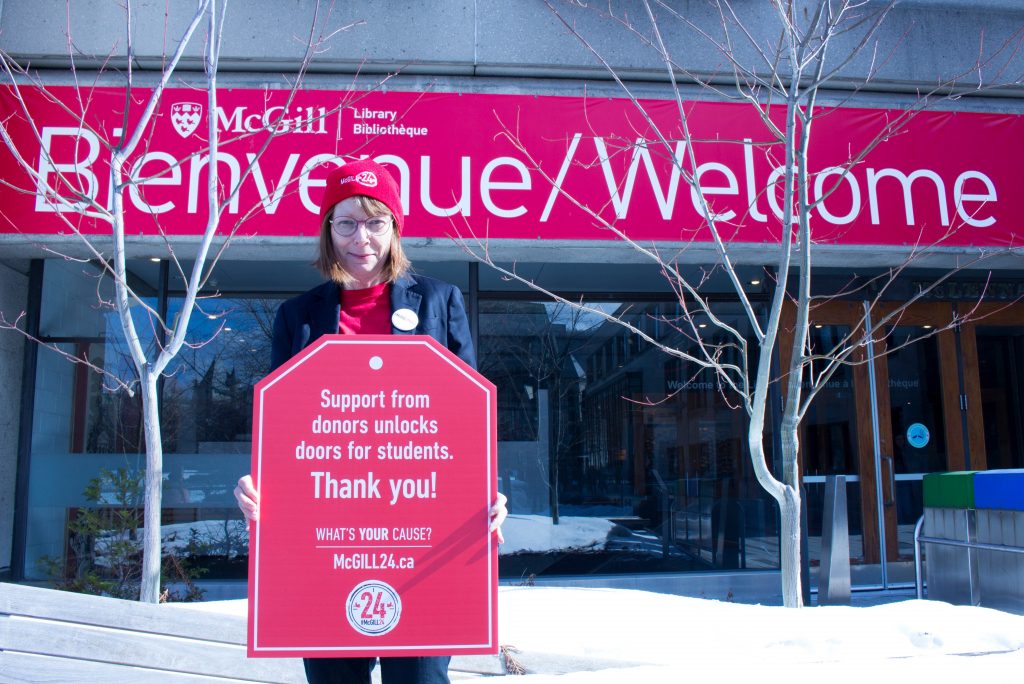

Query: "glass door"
<box><xmin>800</xmin><ymin>311</ymin><xmax>869</xmax><ymax>566</ymax></box>
<box><xmin>958</xmin><ymin>303</ymin><xmax>1024</xmax><ymax>471</ymax></box>
<box><xmin>794</xmin><ymin>302</ymin><xmax>967</xmax><ymax>587</ymax></box>
<box><xmin>782</xmin><ymin>302</ymin><xmax>880</xmax><ymax>569</ymax></box>
<box><xmin>872</xmin><ymin>302</ymin><xmax>968</xmax><ymax>566</ymax></box>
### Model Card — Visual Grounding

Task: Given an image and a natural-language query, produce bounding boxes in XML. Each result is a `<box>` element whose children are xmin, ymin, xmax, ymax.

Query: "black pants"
<box><xmin>303</xmin><ymin>656</ymin><xmax>451</xmax><ymax>684</ymax></box>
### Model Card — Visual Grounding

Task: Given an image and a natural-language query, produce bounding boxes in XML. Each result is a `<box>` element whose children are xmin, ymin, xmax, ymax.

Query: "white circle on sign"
<box><xmin>369</xmin><ymin>356</ymin><xmax>383</xmax><ymax>370</ymax></box>
<box><xmin>392</xmin><ymin>308</ymin><xmax>419</xmax><ymax>331</ymax></box>
<box><xmin>346</xmin><ymin>580</ymin><xmax>401</xmax><ymax>636</ymax></box>
<box><xmin>906</xmin><ymin>423</ymin><xmax>930</xmax><ymax>449</ymax></box>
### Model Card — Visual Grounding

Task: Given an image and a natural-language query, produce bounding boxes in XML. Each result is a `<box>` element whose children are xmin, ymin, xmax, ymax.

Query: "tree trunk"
<box><xmin>139</xmin><ymin>370</ymin><xmax>164</xmax><ymax>603</ymax></box>
<box><xmin>778</xmin><ymin>387</ymin><xmax>807</xmax><ymax>608</ymax></box>
<box><xmin>778</xmin><ymin>483</ymin><xmax>803</xmax><ymax>608</ymax></box>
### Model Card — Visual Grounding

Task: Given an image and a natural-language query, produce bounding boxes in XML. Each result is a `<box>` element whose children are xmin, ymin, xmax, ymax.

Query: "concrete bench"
<box><xmin>0</xmin><ymin>582</ymin><xmax>504</xmax><ymax>682</ymax></box>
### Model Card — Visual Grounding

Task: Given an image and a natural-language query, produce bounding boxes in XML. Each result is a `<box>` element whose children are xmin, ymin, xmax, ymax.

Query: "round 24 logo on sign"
<box><xmin>346</xmin><ymin>580</ymin><xmax>402</xmax><ymax>636</ymax></box>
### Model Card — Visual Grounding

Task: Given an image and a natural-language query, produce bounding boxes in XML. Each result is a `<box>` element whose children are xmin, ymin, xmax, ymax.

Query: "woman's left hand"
<box><xmin>489</xmin><ymin>491</ymin><xmax>508</xmax><ymax>544</ymax></box>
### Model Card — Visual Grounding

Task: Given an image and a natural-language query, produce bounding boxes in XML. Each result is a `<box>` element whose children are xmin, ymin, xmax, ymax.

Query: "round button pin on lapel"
<box><xmin>392</xmin><ymin>308</ymin><xmax>419</xmax><ymax>331</ymax></box>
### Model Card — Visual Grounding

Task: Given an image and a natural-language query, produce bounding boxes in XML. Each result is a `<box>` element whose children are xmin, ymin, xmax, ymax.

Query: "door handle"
<box><xmin>882</xmin><ymin>455</ymin><xmax>896</xmax><ymax>506</ymax></box>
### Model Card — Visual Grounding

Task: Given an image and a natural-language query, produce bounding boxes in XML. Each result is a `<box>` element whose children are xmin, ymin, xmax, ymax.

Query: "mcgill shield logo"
<box><xmin>170</xmin><ymin>102</ymin><xmax>203</xmax><ymax>138</ymax></box>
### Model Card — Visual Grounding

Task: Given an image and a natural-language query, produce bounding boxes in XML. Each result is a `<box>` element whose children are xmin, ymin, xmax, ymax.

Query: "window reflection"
<box><xmin>802</xmin><ymin>325</ymin><xmax>859</xmax><ymax>477</ymax></box>
<box><xmin>25</xmin><ymin>259</ymin><xmax>281</xmax><ymax>582</ymax></box>
<box><xmin>27</xmin><ymin>258</ymin><xmax>781</xmax><ymax>585</ymax></box>
<box><xmin>886</xmin><ymin>327</ymin><xmax>946</xmax><ymax>475</ymax></box>
<box><xmin>886</xmin><ymin>327</ymin><xmax>947</xmax><ymax>559</ymax></box>
<box><xmin>800</xmin><ymin>325</ymin><xmax>866</xmax><ymax>563</ymax></box>
<box><xmin>480</xmin><ymin>300</ymin><xmax>779</xmax><ymax>578</ymax></box>
<box><xmin>162</xmin><ymin>297</ymin><xmax>279</xmax><ymax>455</ymax></box>
<box><xmin>157</xmin><ymin>297</ymin><xmax>282</xmax><ymax>577</ymax></box>
<box><xmin>976</xmin><ymin>326</ymin><xmax>1024</xmax><ymax>470</ymax></box>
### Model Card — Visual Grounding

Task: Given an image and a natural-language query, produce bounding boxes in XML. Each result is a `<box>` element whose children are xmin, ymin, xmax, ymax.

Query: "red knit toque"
<box><xmin>318</xmin><ymin>159</ymin><xmax>404</xmax><ymax>233</ymax></box>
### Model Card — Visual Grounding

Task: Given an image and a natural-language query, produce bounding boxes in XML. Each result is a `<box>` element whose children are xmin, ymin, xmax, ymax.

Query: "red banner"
<box><xmin>248</xmin><ymin>335</ymin><xmax>498</xmax><ymax>657</ymax></box>
<box><xmin>0</xmin><ymin>85</ymin><xmax>1020</xmax><ymax>248</ymax></box>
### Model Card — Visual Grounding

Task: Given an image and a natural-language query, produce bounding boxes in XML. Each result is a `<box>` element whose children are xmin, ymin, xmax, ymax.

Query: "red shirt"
<box><xmin>339</xmin><ymin>282</ymin><xmax>391</xmax><ymax>335</ymax></box>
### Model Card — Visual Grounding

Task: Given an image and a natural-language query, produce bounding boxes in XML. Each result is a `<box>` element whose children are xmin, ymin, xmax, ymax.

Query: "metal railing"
<box><xmin>913</xmin><ymin>514</ymin><xmax>1024</xmax><ymax>600</ymax></box>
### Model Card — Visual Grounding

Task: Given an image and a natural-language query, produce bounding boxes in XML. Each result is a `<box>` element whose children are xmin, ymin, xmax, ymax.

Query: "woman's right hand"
<box><xmin>234</xmin><ymin>474</ymin><xmax>260</xmax><ymax>522</ymax></box>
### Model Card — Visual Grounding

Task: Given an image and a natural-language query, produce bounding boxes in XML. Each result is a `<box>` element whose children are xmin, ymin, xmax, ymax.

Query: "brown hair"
<box><xmin>314</xmin><ymin>196</ymin><xmax>411</xmax><ymax>285</ymax></box>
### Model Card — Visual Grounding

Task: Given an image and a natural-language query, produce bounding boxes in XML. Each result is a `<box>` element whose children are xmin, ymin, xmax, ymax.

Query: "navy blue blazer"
<box><xmin>270</xmin><ymin>273</ymin><xmax>476</xmax><ymax>372</ymax></box>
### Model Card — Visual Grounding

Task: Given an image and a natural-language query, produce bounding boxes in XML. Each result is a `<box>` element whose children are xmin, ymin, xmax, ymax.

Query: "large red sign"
<box><xmin>248</xmin><ymin>335</ymin><xmax>498</xmax><ymax>657</ymax></box>
<box><xmin>0</xmin><ymin>84</ymin><xmax>1020</xmax><ymax>248</ymax></box>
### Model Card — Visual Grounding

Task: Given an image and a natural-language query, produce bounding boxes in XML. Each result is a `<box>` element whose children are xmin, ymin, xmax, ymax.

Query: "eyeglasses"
<box><xmin>330</xmin><ymin>216</ymin><xmax>393</xmax><ymax>237</ymax></box>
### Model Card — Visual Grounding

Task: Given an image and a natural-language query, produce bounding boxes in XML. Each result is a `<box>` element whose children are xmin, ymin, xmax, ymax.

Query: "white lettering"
<box><xmin>352</xmin><ymin>107</ymin><xmax>398</xmax><ymax>122</ymax></box>
<box><xmin>370</xmin><ymin>155</ymin><xmax>411</xmax><ymax>216</ymax></box>
<box><xmin>481</xmin><ymin>157</ymin><xmax>531</xmax><ymax>218</ymax></box>
<box><xmin>743</xmin><ymin>138</ymin><xmax>768</xmax><ymax>222</ymax></box>
<box><xmin>644</xmin><ymin>140</ymin><xmax>687</xmax><ymax>219</ymax></box>
<box><xmin>187</xmin><ymin>153</ymin><xmax>241</xmax><ymax>214</ymax></box>
<box><xmin>35</xmin><ymin>127</ymin><xmax>100</xmax><ymax>213</ymax></box>
<box><xmin>353</xmin><ymin>122</ymin><xmax>429</xmax><ymax>137</ymax></box>
<box><xmin>214</xmin><ymin>105</ymin><xmax>328</xmax><ymax>135</ymax></box>
<box><xmin>594</xmin><ymin>137</ymin><xmax>688</xmax><ymax>220</ymax></box>
<box><xmin>299</xmin><ymin>154</ymin><xmax>343</xmax><ymax>214</ymax></box>
<box><xmin>594</xmin><ymin>137</ymin><xmax>645</xmax><ymax>219</ymax></box>
<box><xmin>248</xmin><ymin>152</ymin><xmax>300</xmax><ymax>214</ymax></box>
<box><xmin>867</xmin><ymin>168</ymin><xmax>949</xmax><ymax>226</ymax></box>
<box><xmin>813</xmin><ymin>166</ymin><xmax>861</xmax><ymax>225</ymax></box>
<box><xmin>312</xmin><ymin>471</ymin><xmax>382</xmax><ymax>499</ymax></box>
<box><xmin>244</xmin><ymin>112</ymin><xmax>263</xmax><ymax>133</ymax></box>
<box><xmin>25</xmin><ymin>122</ymin><xmax>1000</xmax><ymax>240</ymax></box>
<box><xmin>541</xmin><ymin>132</ymin><xmax>582</xmax><ymax>222</ymax></box>
<box><xmin>128</xmin><ymin>152</ymin><xmax>181</xmax><ymax>214</ymax></box>
<box><xmin>690</xmin><ymin>162</ymin><xmax>738</xmax><ymax>222</ymax></box>
<box><xmin>953</xmin><ymin>170</ymin><xmax>997</xmax><ymax>228</ymax></box>
<box><xmin>215</xmin><ymin>106</ymin><xmax>244</xmax><ymax>133</ymax></box>
<box><xmin>766</xmin><ymin>165</ymin><xmax>798</xmax><ymax>223</ymax></box>
<box><xmin>421</xmin><ymin>156</ymin><xmax>471</xmax><ymax>217</ymax></box>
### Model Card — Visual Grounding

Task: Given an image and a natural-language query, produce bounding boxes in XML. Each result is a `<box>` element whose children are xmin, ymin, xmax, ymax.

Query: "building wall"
<box><xmin>2</xmin><ymin>0</ymin><xmax>1023</xmax><ymax>591</ymax></box>
<box><xmin>2</xmin><ymin>1</ymin><xmax>1023</xmax><ymax>92</ymax></box>
<box><xmin>0</xmin><ymin>259</ymin><xmax>29</xmax><ymax>577</ymax></box>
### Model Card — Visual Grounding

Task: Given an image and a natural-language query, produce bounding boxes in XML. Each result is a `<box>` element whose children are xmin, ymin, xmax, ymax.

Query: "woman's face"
<box><xmin>329</xmin><ymin>197</ymin><xmax>394</xmax><ymax>288</ymax></box>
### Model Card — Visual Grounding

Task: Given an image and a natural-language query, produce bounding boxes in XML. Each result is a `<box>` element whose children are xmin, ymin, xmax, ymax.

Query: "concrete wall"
<box><xmin>0</xmin><ymin>259</ymin><xmax>29</xmax><ymax>577</ymax></box>
<box><xmin>1</xmin><ymin>0</ymin><xmax>1022</xmax><ymax>93</ymax></box>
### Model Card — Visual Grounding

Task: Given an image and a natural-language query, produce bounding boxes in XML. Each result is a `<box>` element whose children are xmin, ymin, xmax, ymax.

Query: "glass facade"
<box><xmin>480</xmin><ymin>299</ymin><xmax>778</xmax><ymax>577</ymax></box>
<box><xmin>19</xmin><ymin>259</ymin><xmax>782</xmax><ymax>585</ymax></box>
<box><xmin>16</xmin><ymin>258</ymin><xmax>1024</xmax><ymax>591</ymax></box>
<box><xmin>23</xmin><ymin>259</ymin><xmax>280</xmax><ymax>581</ymax></box>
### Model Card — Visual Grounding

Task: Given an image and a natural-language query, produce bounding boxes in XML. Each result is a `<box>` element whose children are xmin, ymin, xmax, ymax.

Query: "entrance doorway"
<box><xmin>795</xmin><ymin>300</ymin><xmax>1024</xmax><ymax>588</ymax></box>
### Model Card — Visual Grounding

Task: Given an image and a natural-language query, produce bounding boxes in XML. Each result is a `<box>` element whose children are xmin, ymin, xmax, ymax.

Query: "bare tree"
<box><xmin>0</xmin><ymin>0</ymin><xmax>364</xmax><ymax>602</ymax></box>
<box><xmin>459</xmin><ymin>0</ymin><xmax>1023</xmax><ymax>607</ymax></box>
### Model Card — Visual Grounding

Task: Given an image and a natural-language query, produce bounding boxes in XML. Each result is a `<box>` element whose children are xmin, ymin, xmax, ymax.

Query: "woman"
<box><xmin>234</xmin><ymin>158</ymin><xmax>507</xmax><ymax>684</ymax></box>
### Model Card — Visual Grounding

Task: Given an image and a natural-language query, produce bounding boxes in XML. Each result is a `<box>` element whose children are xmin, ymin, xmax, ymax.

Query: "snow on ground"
<box><xmin>182</xmin><ymin>586</ymin><xmax>1024</xmax><ymax>682</ymax></box>
<box><xmin>497</xmin><ymin>515</ymin><xmax>614</xmax><ymax>555</ymax></box>
<box><xmin>490</xmin><ymin>586</ymin><xmax>1024</xmax><ymax>682</ymax></box>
